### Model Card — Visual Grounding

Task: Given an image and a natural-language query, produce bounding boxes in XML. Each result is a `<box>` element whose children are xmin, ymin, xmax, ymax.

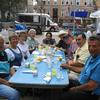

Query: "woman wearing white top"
<box><xmin>17</xmin><ymin>32</ymin><xmax>30</xmax><ymax>60</ymax></box>
<box><xmin>5</xmin><ymin>34</ymin><xmax>24</xmax><ymax>73</ymax></box>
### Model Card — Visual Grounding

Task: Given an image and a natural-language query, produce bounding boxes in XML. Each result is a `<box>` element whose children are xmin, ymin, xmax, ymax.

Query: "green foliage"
<box><xmin>0</xmin><ymin>0</ymin><xmax>27</xmax><ymax>21</ymax></box>
<box><xmin>93</xmin><ymin>0</ymin><xmax>96</xmax><ymax>4</ymax></box>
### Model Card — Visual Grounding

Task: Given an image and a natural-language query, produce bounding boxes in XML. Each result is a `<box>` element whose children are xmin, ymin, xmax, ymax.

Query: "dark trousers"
<box><xmin>61</xmin><ymin>91</ymin><xmax>98</xmax><ymax>100</ymax></box>
<box><xmin>41</xmin><ymin>91</ymin><xmax>98</xmax><ymax>100</ymax></box>
<box><xmin>60</xmin><ymin>79</ymin><xmax>99</xmax><ymax>100</ymax></box>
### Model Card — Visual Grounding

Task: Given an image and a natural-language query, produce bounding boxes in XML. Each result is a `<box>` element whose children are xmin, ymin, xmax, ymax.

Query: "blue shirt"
<box><xmin>79</xmin><ymin>55</ymin><xmax>100</xmax><ymax>95</ymax></box>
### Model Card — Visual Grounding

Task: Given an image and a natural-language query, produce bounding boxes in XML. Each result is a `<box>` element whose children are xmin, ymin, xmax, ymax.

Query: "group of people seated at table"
<box><xmin>0</xmin><ymin>27</ymin><xmax>100</xmax><ymax>100</ymax></box>
<box><xmin>57</xmin><ymin>34</ymin><xmax>100</xmax><ymax>100</ymax></box>
<box><xmin>42</xmin><ymin>34</ymin><xmax>100</xmax><ymax>100</ymax></box>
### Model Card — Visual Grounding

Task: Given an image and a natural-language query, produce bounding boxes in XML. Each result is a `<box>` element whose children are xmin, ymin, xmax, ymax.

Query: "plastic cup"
<box><xmin>52</xmin><ymin>68</ymin><xmax>57</xmax><ymax>77</ymax></box>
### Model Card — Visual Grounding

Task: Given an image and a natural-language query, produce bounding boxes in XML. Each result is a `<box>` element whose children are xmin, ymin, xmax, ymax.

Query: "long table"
<box><xmin>9</xmin><ymin>48</ymin><xmax>69</xmax><ymax>89</ymax></box>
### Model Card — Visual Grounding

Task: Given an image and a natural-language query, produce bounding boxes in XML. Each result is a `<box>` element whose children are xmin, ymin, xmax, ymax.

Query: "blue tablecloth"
<box><xmin>9</xmin><ymin>49</ymin><xmax>69</xmax><ymax>88</ymax></box>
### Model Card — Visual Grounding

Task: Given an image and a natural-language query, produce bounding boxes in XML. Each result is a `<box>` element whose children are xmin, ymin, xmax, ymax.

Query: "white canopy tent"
<box><xmin>90</xmin><ymin>10</ymin><xmax>100</xmax><ymax>33</ymax></box>
<box><xmin>90</xmin><ymin>10</ymin><xmax>100</xmax><ymax>18</ymax></box>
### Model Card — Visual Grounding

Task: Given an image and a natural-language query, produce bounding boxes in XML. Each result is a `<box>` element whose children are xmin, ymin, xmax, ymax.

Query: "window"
<box><xmin>71</xmin><ymin>1</ymin><xmax>72</xmax><ymax>5</ymax></box>
<box><xmin>76</xmin><ymin>0</ymin><xmax>80</xmax><ymax>5</ymax></box>
<box><xmin>77</xmin><ymin>2</ymin><xmax>79</xmax><ymax>5</ymax></box>
<box><xmin>18</xmin><ymin>15</ymin><xmax>33</xmax><ymax>22</ymax></box>
<box><xmin>66</xmin><ymin>1</ymin><xmax>68</xmax><ymax>4</ymax></box>
<box><xmin>62</xmin><ymin>1</ymin><xmax>64</xmax><ymax>4</ymax></box>
<box><xmin>84</xmin><ymin>2</ymin><xmax>87</xmax><ymax>5</ymax></box>
<box><xmin>48</xmin><ymin>1</ymin><xmax>50</xmax><ymax>4</ymax></box>
<box><xmin>33</xmin><ymin>15</ymin><xmax>40</xmax><ymax>23</ymax></box>
<box><xmin>53</xmin><ymin>8</ymin><xmax>58</xmax><ymax>18</ymax></box>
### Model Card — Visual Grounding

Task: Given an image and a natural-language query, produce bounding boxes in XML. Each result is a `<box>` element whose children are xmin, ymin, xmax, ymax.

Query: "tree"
<box><xmin>0</xmin><ymin>0</ymin><xmax>9</xmax><ymax>21</ymax></box>
<box><xmin>0</xmin><ymin>0</ymin><xmax>27</xmax><ymax>21</ymax></box>
<box><xmin>93</xmin><ymin>0</ymin><xmax>97</xmax><ymax>10</ymax></box>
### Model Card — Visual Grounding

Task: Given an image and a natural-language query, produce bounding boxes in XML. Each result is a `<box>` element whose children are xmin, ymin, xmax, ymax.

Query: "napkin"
<box><xmin>43</xmin><ymin>72</ymin><xmax>52</xmax><ymax>83</ymax></box>
<box><xmin>22</xmin><ymin>69</ymin><xmax>38</xmax><ymax>76</ymax></box>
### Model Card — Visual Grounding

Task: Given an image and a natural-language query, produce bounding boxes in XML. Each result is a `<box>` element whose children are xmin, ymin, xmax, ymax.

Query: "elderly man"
<box><xmin>0</xmin><ymin>36</ymin><xmax>20</xmax><ymax>100</ymax></box>
<box><xmin>61</xmin><ymin>33</ymin><xmax>90</xmax><ymax>80</ymax></box>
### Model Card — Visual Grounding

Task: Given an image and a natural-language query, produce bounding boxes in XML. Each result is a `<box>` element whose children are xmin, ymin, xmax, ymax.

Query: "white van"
<box><xmin>16</xmin><ymin>13</ymin><xmax>59</xmax><ymax>33</ymax></box>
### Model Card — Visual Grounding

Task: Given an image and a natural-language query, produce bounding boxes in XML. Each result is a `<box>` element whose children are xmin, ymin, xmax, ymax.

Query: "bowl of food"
<box><xmin>36</xmin><ymin>57</ymin><xmax>43</xmax><ymax>62</ymax></box>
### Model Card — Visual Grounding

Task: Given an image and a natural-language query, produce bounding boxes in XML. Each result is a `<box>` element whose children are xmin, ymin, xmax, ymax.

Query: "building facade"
<box><xmin>95</xmin><ymin>0</ymin><xmax>100</xmax><ymax>9</ymax></box>
<box><xmin>27</xmin><ymin>0</ymin><xmax>34</xmax><ymax>12</ymax></box>
<box><xmin>39</xmin><ymin>0</ymin><xmax>95</xmax><ymax>23</ymax></box>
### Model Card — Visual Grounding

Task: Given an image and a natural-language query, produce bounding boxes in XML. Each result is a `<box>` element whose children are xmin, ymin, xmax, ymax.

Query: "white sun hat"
<box><xmin>58</xmin><ymin>30</ymin><xmax>68</xmax><ymax>37</ymax></box>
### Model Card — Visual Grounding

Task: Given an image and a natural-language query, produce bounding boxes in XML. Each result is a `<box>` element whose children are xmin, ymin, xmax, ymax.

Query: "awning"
<box><xmin>90</xmin><ymin>10</ymin><xmax>100</xmax><ymax>18</ymax></box>
<box><xmin>71</xmin><ymin>11</ymin><xmax>88</xmax><ymax>18</ymax></box>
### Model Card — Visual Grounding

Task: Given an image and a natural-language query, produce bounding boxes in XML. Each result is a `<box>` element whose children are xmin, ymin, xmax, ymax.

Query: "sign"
<box><xmin>71</xmin><ymin>11</ymin><xmax>88</xmax><ymax>18</ymax></box>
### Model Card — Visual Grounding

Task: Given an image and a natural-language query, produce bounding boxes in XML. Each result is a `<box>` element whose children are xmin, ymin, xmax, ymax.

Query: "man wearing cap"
<box><xmin>56</xmin><ymin>30</ymin><xmax>68</xmax><ymax>53</ymax></box>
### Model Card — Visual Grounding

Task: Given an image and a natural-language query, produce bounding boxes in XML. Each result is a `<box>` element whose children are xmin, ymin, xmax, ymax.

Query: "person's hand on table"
<box><xmin>69</xmin><ymin>86</ymin><xmax>79</xmax><ymax>92</ymax></box>
<box><xmin>0</xmin><ymin>78</ymin><xmax>10</xmax><ymax>86</ymax></box>
<box><xmin>68</xmin><ymin>60</ymin><xmax>74</xmax><ymax>66</ymax></box>
<box><xmin>60</xmin><ymin>63</ymin><xmax>71</xmax><ymax>69</ymax></box>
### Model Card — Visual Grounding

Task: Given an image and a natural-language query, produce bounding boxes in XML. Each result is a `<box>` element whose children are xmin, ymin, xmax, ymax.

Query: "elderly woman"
<box><xmin>0</xmin><ymin>36</ymin><xmax>20</xmax><ymax>100</ymax></box>
<box><xmin>5</xmin><ymin>34</ymin><xmax>24</xmax><ymax>68</ymax></box>
<box><xmin>26</xmin><ymin>29</ymin><xmax>39</xmax><ymax>53</ymax></box>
